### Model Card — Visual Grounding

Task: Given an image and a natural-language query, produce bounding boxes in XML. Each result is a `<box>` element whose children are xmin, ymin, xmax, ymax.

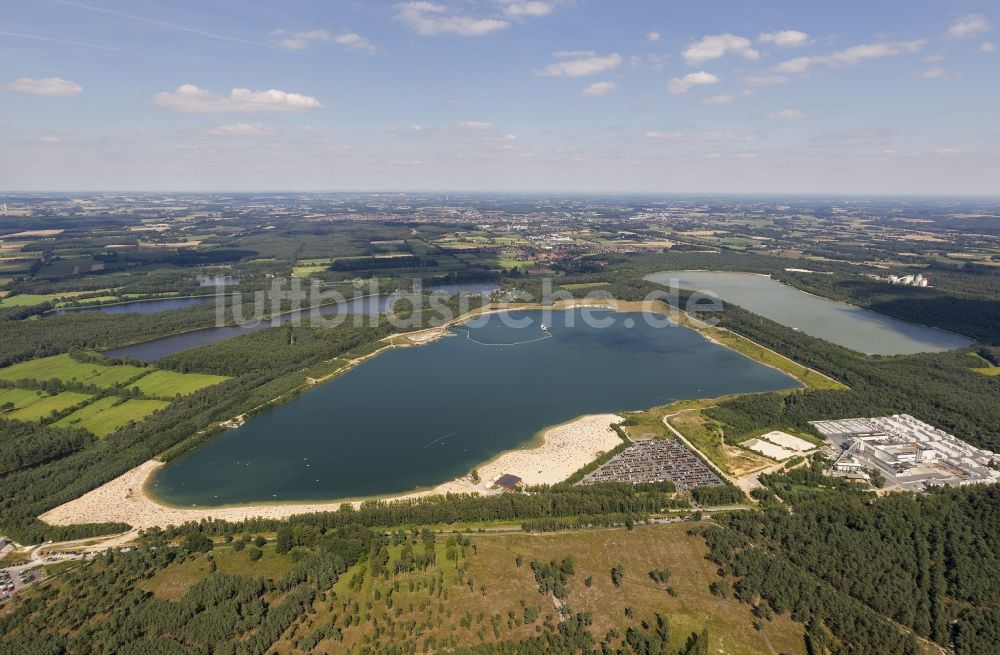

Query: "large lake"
<box><xmin>645</xmin><ymin>271</ymin><xmax>972</xmax><ymax>356</ymax></box>
<box><xmin>149</xmin><ymin>308</ymin><xmax>799</xmax><ymax>506</ymax></box>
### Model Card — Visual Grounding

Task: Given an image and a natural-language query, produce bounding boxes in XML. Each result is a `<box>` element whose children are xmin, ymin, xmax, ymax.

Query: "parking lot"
<box><xmin>581</xmin><ymin>439</ymin><xmax>724</xmax><ymax>490</ymax></box>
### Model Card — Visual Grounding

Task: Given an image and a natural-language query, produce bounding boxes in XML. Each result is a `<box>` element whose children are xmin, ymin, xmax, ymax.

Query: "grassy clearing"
<box><xmin>278</xmin><ymin>523</ymin><xmax>803</xmax><ymax>655</ymax></box>
<box><xmin>483</xmin><ymin>256</ymin><xmax>534</xmax><ymax>270</ymax></box>
<box><xmin>127</xmin><ymin>370</ymin><xmax>229</xmax><ymax>398</ymax></box>
<box><xmin>0</xmin><ymin>293</ymin><xmax>65</xmax><ymax>308</ymax></box>
<box><xmin>663</xmin><ymin>404</ymin><xmax>773</xmax><ymax>477</ymax></box>
<box><xmin>0</xmin><ymin>354</ymin><xmax>106</xmax><ymax>384</ymax></box>
<box><xmin>213</xmin><ymin>544</ymin><xmax>297</xmax><ymax>579</ymax></box>
<box><xmin>0</xmin><ymin>290</ymin><xmax>107</xmax><ymax>308</ymax></box>
<box><xmin>305</xmin><ymin>358</ymin><xmax>346</xmax><ymax>379</ymax></box>
<box><xmin>0</xmin><ymin>354</ymin><xmax>148</xmax><ymax>388</ymax></box>
<box><xmin>0</xmin><ymin>551</ymin><xmax>29</xmax><ymax>567</ymax></box>
<box><xmin>0</xmin><ymin>387</ymin><xmax>49</xmax><ymax>411</ymax></box>
<box><xmin>140</xmin><ymin>556</ymin><xmax>211</xmax><ymax>601</ymax></box>
<box><xmin>6</xmin><ymin>391</ymin><xmax>92</xmax><ymax>422</ymax></box>
<box><xmin>972</xmin><ymin>367</ymin><xmax>1000</xmax><ymax>376</ymax></box>
<box><xmin>83</xmin><ymin>366</ymin><xmax>150</xmax><ymax>388</ymax></box>
<box><xmin>54</xmin><ymin>397</ymin><xmax>169</xmax><ymax>437</ymax></box>
<box><xmin>43</xmin><ymin>560</ymin><xmax>82</xmax><ymax>577</ymax></box>
<box><xmin>292</xmin><ymin>265</ymin><xmax>330</xmax><ymax>278</ymax></box>
<box><xmin>140</xmin><ymin>545</ymin><xmax>296</xmax><ymax>601</ymax></box>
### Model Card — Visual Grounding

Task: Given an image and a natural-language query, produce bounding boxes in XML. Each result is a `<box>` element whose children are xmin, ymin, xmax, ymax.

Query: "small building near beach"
<box><xmin>495</xmin><ymin>474</ymin><xmax>523</xmax><ymax>492</ymax></box>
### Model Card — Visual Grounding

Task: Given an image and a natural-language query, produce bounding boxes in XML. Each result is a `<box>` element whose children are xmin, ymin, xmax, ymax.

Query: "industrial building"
<box><xmin>811</xmin><ymin>414</ymin><xmax>1000</xmax><ymax>490</ymax></box>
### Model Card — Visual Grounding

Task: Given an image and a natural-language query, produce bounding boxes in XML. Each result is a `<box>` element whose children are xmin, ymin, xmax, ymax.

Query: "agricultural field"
<box><xmin>269</xmin><ymin>523</ymin><xmax>803</xmax><ymax>655</ymax></box>
<box><xmin>0</xmin><ymin>354</ymin><xmax>228</xmax><ymax>397</ymax></box>
<box><xmin>54</xmin><ymin>396</ymin><xmax>169</xmax><ymax>437</ymax></box>
<box><xmin>0</xmin><ymin>294</ymin><xmax>65</xmax><ymax>308</ymax></box>
<box><xmin>292</xmin><ymin>264</ymin><xmax>330</xmax><ymax>278</ymax></box>
<box><xmin>127</xmin><ymin>369</ymin><xmax>229</xmax><ymax>398</ymax></box>
<box><xmin>82</xmin><ymin>365</ymin><xmax>149</xmax><ymax>387</ymax></box>
<box><xmin>4</xmin><ymin>391</ymin><xmax>92</xmax><ymax>422</ymax></box>
<box><xmin>0</xmin><ymin>289</ymin><xmax>117</xmax><ymax>308</ymax></box>
<box><xmin>0</xmin><ymin>354</ymin><xmax>149</xmax><ymax>387</ymax></box>
<box><xmin>0</xmin><ymin>386</ymin><xmax>49</xmax><ymax>411</ymax></box>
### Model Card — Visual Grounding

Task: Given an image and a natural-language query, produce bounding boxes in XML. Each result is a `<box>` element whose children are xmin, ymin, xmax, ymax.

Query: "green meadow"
<box><xmin>0</xmin><ymin>387</ymin><xmax>49</xmax><ymax>411</ymax></box>
<box><xmin>0</xmin><ymin>354</ymin><xmax>225</xmax><ymax>396</ymax></box>
<box><xmin>5</xmin><ymin>391</ymin><xmax>93</xmax><ymax>422</ymax></box>
<box><xmin>127</xmin><ymin>370</ymin><xmax>229</xmax><ymax>398</ymax></box>
<box><xmin>54</xmin><ymin>397</ymin><xmax>170</xmax><ymax>437</ymax></box>
<box><xmin>0</xmin><ymin>354</ymin><xmax>147</xmax><ymax>387</ymax></box>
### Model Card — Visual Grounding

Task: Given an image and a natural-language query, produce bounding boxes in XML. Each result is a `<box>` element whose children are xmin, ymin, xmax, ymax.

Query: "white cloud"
<box><xmin>334</xmin><ymin>33</ymin><xmax>377</xmax><ymax>52</ymax></box>
<box><xmin>702</xmin><ymin>94</ymin><xmax>734</xmax><ymax>105</ymax></box>
<box><xmin>982</xmin><ymin>42</ymin><xmax>997</xmax><ymax>53</ymax></box>
<box><xmin>682</xmin><ymin>34</ymin><xmax>759</xmax><ymax>66</ymax></box>
<box><xmin>538</xmin><ymin>52</ymin><xmax>622</xmax><ymax>77</ymax></box>
<box><xmin>920</xmin><ymin>66</ymin><xmax>951</xmax><ymax>79</ymax></box>
<box><xmin>774</xmin><ymin>40</ymin><xmax>926</xmax><ymax>73</ymax></box>
<box><xmin>759</xmin><ymin>30</ymin><xmax>809</xmax><ymax>48</ymax></box>
<box><xmin>646</xmin><ymin>31</ymin><xmax>661</xmax><ymax>42</ymax></box>
<box><xmin>152</xmin><ymin>85</ymin><xmax>321</xmax><ymax>113</ymax></box>
<box><xmin>395</xmin><ymin>2</ymin><xmax>509</xmax><ymax>36</ymax></box>
<box><xmin>272</xmin><ymin>30</ymin><xmax>376</xmax><ymax>52</ymax></box>
<box><xmin>500</xmin><ymin>1</ymin><xmax>553</xmax><ymax>18</ymax></box>
<box><xmin>668</xmin><ymin>71</ymin><xmax>719</xmax><ymax>94</ymax></box>
<box><xmin>948</xmin><ymin>15</ymin><xmax>990</xmax><ymax>39</ymax></box>
<box><xmin>207</xmin><ymin>123</ymin><xmax>276</xmax><ymax>136</ymax></box>
<box><xmin>645</xmin><ymin>131</ymin><xmax>683</xmax><ymax>142</ymax></box>
<box><xmin>4</xmin><ymin>77</ymin><xmax>82</xmax><ymax>96</ymax></box>
<box><xmin>769</xmin><ymin>108</ymin><xmax>805</xmax><ymax>120</ymax></box>
<box><xmin>773</xmin><ymin>56</ymin><xmax>813</xmax><ymax>73</ymax></box>
<box><xmin>457</xmin><ymin>121</ymin><xmax>495</xmax><ymax>129</ymax></box>
<box><xmin>581</xmin><ymin>81</ymin><xmax>615</xmax><ymax>97</ymax></box>
<box><xmin>271</xmin><ymin>30</ymin><xmax>331</xmax><ymax>50</ymax></box>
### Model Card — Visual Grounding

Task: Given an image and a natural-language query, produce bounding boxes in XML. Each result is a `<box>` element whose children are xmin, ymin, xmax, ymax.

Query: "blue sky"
<box><xmin>1</xmin><ymin>1</ymin><xmax>998</xmax><ymax>193</ymax></box>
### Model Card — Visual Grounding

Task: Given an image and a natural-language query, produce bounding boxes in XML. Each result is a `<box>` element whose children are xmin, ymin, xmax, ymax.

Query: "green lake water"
<box><xmin>149</xmin><ymin>309</ymin><xmax>799</xmax><ymax>506</ymax></box>
<box><xmin>645</xmin><ymin>271</ymin><xmax>972</xmax><ymax>355</ymax></box>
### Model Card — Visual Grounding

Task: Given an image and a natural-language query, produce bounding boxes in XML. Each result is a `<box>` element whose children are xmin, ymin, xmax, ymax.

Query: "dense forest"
<box><xmin>0</xmin><ymin>524</ymin><xmax>377</xmax><ymax>655</ymax></box>
<box><xmin>699</xmin><ymin>476</ymin><xmax>1000</xmax><ymax>655</ymax></box>
<box><xmin>148</xmin><ymin>481</ymin><xmax>688</xmax><ymax>540</ymax></box>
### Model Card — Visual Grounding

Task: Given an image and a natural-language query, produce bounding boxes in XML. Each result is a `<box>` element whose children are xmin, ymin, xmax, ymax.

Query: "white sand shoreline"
<box><xmin>39</xmin><ymin>413</ymin><xmax>623</xmax><ymax>530</ymax></box>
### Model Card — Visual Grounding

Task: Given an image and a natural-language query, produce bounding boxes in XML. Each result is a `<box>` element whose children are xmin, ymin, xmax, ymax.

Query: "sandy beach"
<box><xmin>39</xmin><ymin>413</ymin><xmax>623</xmax><ymax>530</ymax></box>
